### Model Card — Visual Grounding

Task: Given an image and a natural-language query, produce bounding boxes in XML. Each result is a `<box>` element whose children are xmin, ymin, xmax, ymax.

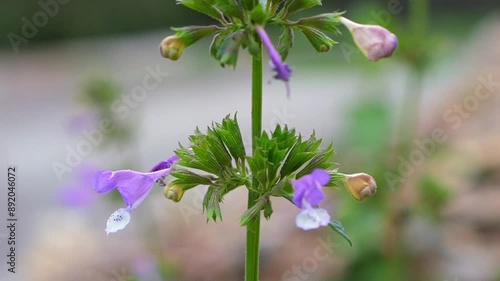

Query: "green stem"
<box><xmin>245</xmin><ymin>45</ymin><xmax>263</xmax><ymax>281</ymax></box>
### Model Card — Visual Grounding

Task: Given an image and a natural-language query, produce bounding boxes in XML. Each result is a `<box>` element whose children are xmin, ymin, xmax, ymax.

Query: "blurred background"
<box><xmin>1</xmin><ymin>0</ymin><xmax>500</xmax><ymax>281</ymax></box>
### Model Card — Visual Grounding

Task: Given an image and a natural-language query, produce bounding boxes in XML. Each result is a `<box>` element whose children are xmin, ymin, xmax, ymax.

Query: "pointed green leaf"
<box><xmin>284</xmin><ymin>0</ymin><xmax>322</xmax><ymax>15</ymax></box>
<box><xmin>240</xmin><ymin>0</ymin><xmax>258</xmax><ymax>11</ymax></box>
<box><xmin>250</xmin><ymin>4</ymin><xmax>268</xmax><ymax>25</ymax></box>
<box><xmin>215</xmin><ymin>0</ymin><xmax>243</xmax><ymax>20</ymax></box>
<box><xmin>172</xmin><ymin>25</ymin><xmax>219</xmax><ymax>47</ymax></box>
<box><xmin>217</xmin><ymin>32</ymin><xmax>244</xmax><ymax>68</ymax></box>
<box><xmin>278</xmin><ymin>28</ymin><xmax>294</xmax><ymax>61</ymax></box>
<box><xmin>328</xmin><ymin>220</ymin><xmax>352</xmax><ymax>246</ymax></box>
<box><xmin>177</xmin><ymin>0</ymin><xmax>223</xmax><ymax>22</ymax></box>
<box><xmin>294</xmin><ymin>12</ymin><xmax>344</xmax><ymax>33</ymax></box>
<box><xmin>299</xmin><ymin>26</ymin><xmax>337</xmax><ymax>52</ymax></box>
<box><xmin>171</xmin><ymin>169</ymin><xmax>214</xmax><ymax>189</ymax></box>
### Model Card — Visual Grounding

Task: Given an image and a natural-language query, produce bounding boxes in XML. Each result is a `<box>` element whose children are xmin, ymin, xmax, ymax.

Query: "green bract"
<box><xmin>170</xmin><ymin>115</ymin><xmax>342</xmax><ymax>224</ymax></box>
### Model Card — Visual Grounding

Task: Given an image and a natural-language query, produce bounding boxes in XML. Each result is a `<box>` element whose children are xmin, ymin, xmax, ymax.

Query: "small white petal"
<box><xmin>105</xmin><ymin>208</ymin><xmax>131</xmax><ymax>235</ymax></box>
<box><xmin>295</xmin><ymin>208</ymin><xmax>331</xmax><ymax>231</ymax></box>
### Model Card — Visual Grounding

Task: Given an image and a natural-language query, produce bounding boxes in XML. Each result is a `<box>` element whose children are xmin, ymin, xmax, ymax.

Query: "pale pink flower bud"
<box><xmin>339</xmin><ymin>17</ymin><xmax>398</xmax><ymax>61</ymax></box>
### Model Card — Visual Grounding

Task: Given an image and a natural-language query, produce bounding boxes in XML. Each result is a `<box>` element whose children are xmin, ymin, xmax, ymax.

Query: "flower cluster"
<box><xmin>159</xmin><ymin>1</ymin><xmax>398</xmax><ymax>97</ymax></box>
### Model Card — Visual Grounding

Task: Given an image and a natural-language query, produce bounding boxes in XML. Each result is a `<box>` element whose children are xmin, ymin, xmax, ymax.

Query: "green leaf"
<box><xmin>170</xmin><ymin>169</ymin><xmax>214</xmax><ymax>189</ymax></box>
<box><xmin>177</xmin><ymin>0</ymin><xmax>223</xmax><ymax>22</ymax></box>
<box><xmin>328</xmin><ymin>220</ymin><xmax>352</xmax><ymax>246</ymax></box>
<box><xmin>277</xmin><ymin>28</ymin><xmax>294</xmax><ymax>61</ymax></box>
<box><xmin>206</xmin><ymin>126</ymin><xmax>233</xmax><ymax>168</ymax></box>
<box><xmin>263</xmin><ymin>200</ymin><xmax>273</xmax><ymax>220</ymax></box>
<box><xmin>214</xmin><ymin>0</ymin><xmax>243</xmax><ymax>20</ymax></box>
<box><xmin>203</xmin><ymin>186</ymin><xmax>223</xmax><ymax>222</ymax></box>
<box><xmin>217</xmin><ymin>114</ymin><xmax>246</xmax><ymax>160</ymax></box>
<box><xmin>244</xmin><ymin>30</ymin><xmax>260</xmax><ymax>57</ymax></box>
<box><xmin>283</xmin><ymin>0</ymin><xmax>322</xmax><ymax>15</ymax></box>
<box><xmin>172</xmin><ymin>25</ymin><xmax>219</xmax><ymax>47</ymax></box>
<box><xmin>217</xmin><ymin>32</ymin><xmax>245</xmax><ymax>68</ymax></box>
<box><xmin>298</xmin><ymin>26</ymin><xmax>337</xmax><ymax>53</ymax></box>
<box><xmin>294</xmin><ymin>12</ymin><xmax>344</xmax><ymax>33</ymax></box>
<box><xmin>210</xmin><ymin>33</ymin><xmax>224</xmax><ymax>60</ymax></box>
<box><xmin>240</xmin><ymin>0</ymin><xmax>258</xmax><ymax>11</ymax></box>
<box><xmin>250</xmin><ymin>4</ymin><xmax>268</xmax><ymax>25</ymax></box>
<box><xmin>240</xmin><ymin>197</ymin><xmax>266</xmax><ymax>226</ymax></box>
<box><xmin>280</xmin><ymin>133</ymin><xmax>321</xmax><ymax>177</ymax></box>
<box><xmin>296</xmin><ymin>143</ymin><xmax>335</xmax><ymax>178</ymax></box>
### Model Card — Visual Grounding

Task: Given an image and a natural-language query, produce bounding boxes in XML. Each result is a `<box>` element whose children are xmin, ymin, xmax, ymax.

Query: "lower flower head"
<box><xmin>290</xmin><ymin>169</ymin><xmax>331</xmax><ymax>230</ymax></box>
<box><xmin>339</xmin><ymin>17</ymin><xmax>398</xmax><ymax>61</ymax></box>
<box><xmin>94</xmin><ymin>155</ymin><xmax>179</xmax><ymax>234</ymax></box>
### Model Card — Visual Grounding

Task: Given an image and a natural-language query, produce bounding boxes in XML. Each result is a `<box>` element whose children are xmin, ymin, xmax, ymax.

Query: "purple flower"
<box><xmin>339</xmin><ymin>17</ymin><xmax>398</xmax><ymax>61</ymax></box>
<box><xmin>255</xmin><ymin>25</ymin><xmax>292</xmax><ymax>97</ymax></box>
<box><xmin>58</xmin><ymin>164</ymin><xmax>99</xmax><ymax>208</ymax></box>
<box><xmin>290</xmin><ymin>169</ymin><xmax>331</xmax><ymax>230</ymax></box>
<box><xmin>94</xmin><ymin>155</ymin><xmax>179</xmax><ymax>234</ymax></box>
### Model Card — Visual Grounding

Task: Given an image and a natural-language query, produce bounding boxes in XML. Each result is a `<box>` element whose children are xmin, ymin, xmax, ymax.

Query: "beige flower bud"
<box><xmin>159</xmin><ymin>36</ymin><xmax>185</xmax><ymax>61</ymax></box>
<box><xmin>342</xmin><ymin>173</ymin><xmax>377</xmax><ymax>201</ymax></box>
<box><xmin>163</xmin><ymin>183</ymin><xmax>185</xmax><ymax>202</ymax></box>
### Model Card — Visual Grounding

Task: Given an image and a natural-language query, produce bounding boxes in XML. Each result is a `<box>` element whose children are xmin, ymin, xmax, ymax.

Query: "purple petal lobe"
<box><xmin>149</xmin><ymin>155</ymin><xmax>180</xmax><ymax>172</ymax></box>
<box><xmin>291</xmin><ymin>169</ymin><xmax>330</xmax><ymax>208</ymax></box>
<box><xmin>311</xmin><ymin>169</ymin><xmax>331</xmax><ymax>186</ymax></box>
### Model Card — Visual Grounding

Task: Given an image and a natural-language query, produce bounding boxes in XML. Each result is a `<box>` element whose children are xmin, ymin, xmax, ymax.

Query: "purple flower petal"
<box><xmin>94</xmin><ymin>155</ymin><xmax>179</xmax><ymax>234</ymax></box>
<box><xmin>256</xmin><ymin>25</ymin><xmax>293</xmax><ymax>97</ymax></box>
<box><xmin>311</xmin><ymin>169</ymin><xmax>330</xmax><ymax>186</ymax></box>
<box><xmin>94</xmin><ymin>167</ymin><xmax>174</xmax><ymax>210</ymax></box>
<box><xmin>291</xmin><ymin>169</ymin><xmax>330</xmax><ymax>208</ymax></box>
<box><xmin>149</xmin><ymin>155</ymin><xmax>180</xmax><ymax>172</ymax></box>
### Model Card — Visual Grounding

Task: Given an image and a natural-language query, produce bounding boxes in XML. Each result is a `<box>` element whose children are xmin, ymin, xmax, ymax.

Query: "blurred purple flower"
<box><xmin>132</xmin><ymin>254</ymin><xmax>158</xmax><ymax>279</ymax></box>
<box><xmin>290</xmin><ymin>169</ymin><xmax>331</xmax><ymax>230</ymax></box>
<box><xmin>58</xmin><ymin>164</ymin><xmax>99</xmax><ymax>208</ymax></box>
<box><xmin>94</xmin><ymin>155</ymin><xmax>179</xmax><ymax>234</ymax></box>
<box><xmin>255</xmin><ymin>25</ymin><xmax>292</xmax><ymax>97</ymax></box>
<box><xmin>66</xmin><ymin>111</ymin><xmax>99</xmax><ymax>134</ymax></box>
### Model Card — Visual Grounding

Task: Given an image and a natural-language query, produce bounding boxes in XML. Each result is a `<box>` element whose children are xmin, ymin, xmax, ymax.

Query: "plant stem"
<box><xmin>245</xmin><ymin>44</ymin><xmax>263</xmax><ymax>281</ymax></box>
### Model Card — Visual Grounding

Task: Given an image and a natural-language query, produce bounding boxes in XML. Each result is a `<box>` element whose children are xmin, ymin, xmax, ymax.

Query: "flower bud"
<box><xmin>163</xmin><ymin>183</ymin><xmax>185</xmax><ymax>202</ymax></box>
<box><xmin>342</xmin><ymin>173</ymin><xmax>377</xmax><ymax>201</ymax></box>
<box><xmin>159</xmin><ymin>36</ymin><xmax>185</xmax><ymax>61</ymax></box>
<box><xmin>339</xmin><ymin>17</ymin><xmax>398</xmax><ymax>61</ymax></box>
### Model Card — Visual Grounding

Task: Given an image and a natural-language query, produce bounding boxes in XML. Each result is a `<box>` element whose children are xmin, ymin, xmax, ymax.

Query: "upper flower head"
<box><xmin>339</xmin><ymin>17</ymin><xmax>398</xmax><ymax>61</ymax></box>
<box><xmin>160</xmin><ymin>36</ymin><xmax>186</xmax><ymax>61</ymax></box>
<box><xmin>290</xmin><ymin>169</ymin><xmax>331</xmax><ymax>230</ymax></box>
<box><xmin>342</xmin><ymin>173</ymin><xmax>377</xmax><ymax>201</ymax></box>
<box><xmin>255</xmin><ymin>25</ymin><xmax>293</xmax><ymax>97</ymax></box>
<box><xmin>94</xmin><ymin>155</ymin><xmax>179</xmax><ymax>234</ymax></box>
